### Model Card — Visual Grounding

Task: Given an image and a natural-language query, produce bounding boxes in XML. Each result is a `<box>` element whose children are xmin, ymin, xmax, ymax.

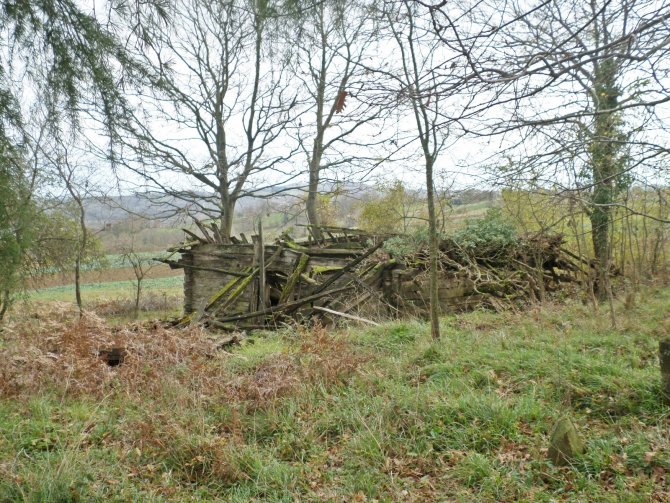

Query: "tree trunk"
<box><xmin>75</xmin><ymin>257</ymin><xmax>82</xmax><ymax>315</ymax></box>
<box><xmin>220</xmin><ymin>197</ymin><xmax>235</xmax><ymax>242</ymax></box>
<box><xmin>0</xmin><ymin>290</ymin><xmax>9</xmax><ymax>322</ymax></box>
<box><xmin>306</xmin><ymin>166</ymin><xmax>322</xmax><ymax>238</ymax></box>
<box><xmin>74</xmin><ymin>202</ymin><xmax>87</xmax><ymax>317</ymax></box>
<box><xmin>134</xmin><ymin>280</ymin><xmax>142</xmax><ymax>319</ymax></box>
<box><xmin>589</xmin><ymin>59</ymin><xmax>620</xmax><ymax>302</ymax></box>
<box><xmin>426</xmin><ymin>157</ymin><xmax>441</xmax><ymax>340</ymax></box>
<box><xmin>590</xmin><ymin>201</ymin><xmax>611</xmax><ymax>302</ymax></box>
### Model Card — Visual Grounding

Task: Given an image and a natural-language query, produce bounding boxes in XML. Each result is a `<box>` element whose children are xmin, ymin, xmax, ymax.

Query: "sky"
<box><xmin>12</xmin><ymin>0</ymin><xmax>670</xmax><ymax>209</ymax></box>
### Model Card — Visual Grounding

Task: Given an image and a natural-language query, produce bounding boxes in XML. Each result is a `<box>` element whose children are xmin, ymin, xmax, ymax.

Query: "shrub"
<box><xmin>452</xmin><ymin>208</ymin><xmax>518</xmax><ymax>255</ymax></box>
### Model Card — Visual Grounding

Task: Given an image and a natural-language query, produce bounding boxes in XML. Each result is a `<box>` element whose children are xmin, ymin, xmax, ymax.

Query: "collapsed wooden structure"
<box><xmin>163</xmin><ymin>224</ymin><xmax>584</xmax><ymax>330</ymax></box>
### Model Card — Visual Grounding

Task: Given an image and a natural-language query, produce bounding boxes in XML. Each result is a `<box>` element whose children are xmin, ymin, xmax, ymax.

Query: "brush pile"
<box><xmin>0</xmin><ymin>303</ymin><xmax>366</xmax><ymax>401</ymax></box>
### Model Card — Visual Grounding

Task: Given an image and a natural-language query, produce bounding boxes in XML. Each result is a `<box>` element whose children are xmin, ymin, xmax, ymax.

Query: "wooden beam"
<box><xmin>213</xmin><ymin>285</ymin><xmax>354</xmax><ymax>324</ymax></box>
<box><xmin>314</xmin><ymin>240</ymin><xmax>385</xmax><ymax>295</ymax></box>
<box><xmin>279</xmin><ymin>253</ymin><xmax>310</xmax><ymax>304</ymax></box>
<box><xmin>258</xmin><ymin>220</ymin><xmax>266</xmax><ymax>311</ymax></box>
<box><xmin>192</xmin><ymin>217</ymin><xmax>214</xmax><ymax>243</ymax></box>
<box><xmin>182</xmin><ymin>228</ymin><xmax>207</xmax><ymax>244</ymax></box>
<box><xmin>210</xmin><ymin>223</ymin><xmax>224</xmax><ymax>244</ymax></box>
<box><xmin>155</xmin><ymin>258</ymin><xmax>248</xmax><ymax>277</ymax></box>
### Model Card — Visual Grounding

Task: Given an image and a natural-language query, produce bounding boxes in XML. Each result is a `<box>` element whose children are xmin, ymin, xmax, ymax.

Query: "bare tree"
<box><xmin>427</xmin><ymin>0</ymin><xmax>670</xmax><ymax>300</ymax></box>
<box><xmin>288</xmin><ymin>0</ymin><xmax>390</xmax><ymax>238</ymax></box>
<box><xmin>115</xmin><ymin>0</ymin><xmax>299</xmax><ymax>240</ymax></box>
<box><xmin>121</xmin><ymin>245</ymin><xmax>157</xmax><ymax>319</ymax></box>
<box><xmin>51</xmin><ymin>148</ymin><xmax>89</xmax><ymax>315</ymax></box>
<box><xmin>381</xmin><ymin>0</ymin><xmax>475</xmax><ymax>339</ymax></box>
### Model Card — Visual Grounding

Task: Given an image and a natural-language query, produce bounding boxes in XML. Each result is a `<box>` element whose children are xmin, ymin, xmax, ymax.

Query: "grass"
<box><xmin>22</xmin><ymin>275</ymin><xmax>184</xmax><ymax>323</ymax></box>
<box><xmin>1</xmin><ymin>287</ymin><xmax>670</xmax><ymax>501</ymax></box>
<box><xmin>26</xmin><ymin>275</ymin><xmax>183</xmax><ymax>303</ymax></box>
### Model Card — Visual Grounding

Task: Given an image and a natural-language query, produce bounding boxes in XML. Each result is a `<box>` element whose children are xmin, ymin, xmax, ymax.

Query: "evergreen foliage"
<box><xmin>0</xmin><ymin>145</ymin><xmax>35</xmax><ymax>315</ymax></box>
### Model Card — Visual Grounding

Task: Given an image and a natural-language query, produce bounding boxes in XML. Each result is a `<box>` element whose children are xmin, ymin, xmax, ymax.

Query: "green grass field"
<box><xmin>1</xmin><ymin>287</ymin><xmax>669</xmax><ymax>501</ymax></box>
<box><xmin>27</xmin><ymin>275</ymin><xmax>183</xmax><ymax>304</ymax></box>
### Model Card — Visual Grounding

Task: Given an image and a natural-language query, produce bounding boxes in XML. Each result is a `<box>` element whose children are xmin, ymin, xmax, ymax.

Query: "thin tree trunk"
<box><xmin>74</xmin><ymin>257</ymin><xmax>82</xmax><ymax>314</ymax></box>
<box><xmin>306</xmin><ymin>166</ymin><xmax>322</xmax><ymax>237</ymax></box>
<box><xmin>589</xmin><ymin>58</ymin><xmax>620</xmax><ymax>302</ymax></box>
<box><xmin>590</xmin><ymin>202</ymin><xmax>611</xmax><ymax>301</ymax></box>
<box><xmin>134</xmin><ymin>280</ymin><xmax>142</xmax><ymax>319</ymax></box>
<box><xmin>426</xmin><ymin>157</ymin><xmax>441</xmax><ymax>340</ymax></box>
<box><xmin>0</xmin><ymin>290</ymin><xmax>9</xmax><ymax>322</ymax></box>
<box><xmin>74</xmin><ymin>199</ymin><xmax>87</xmax><ymax>316</ymax></box>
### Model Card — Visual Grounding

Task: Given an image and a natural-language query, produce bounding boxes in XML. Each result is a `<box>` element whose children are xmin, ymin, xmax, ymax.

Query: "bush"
<box><xmin>453</xmin><ymin>209</ymin><xmax>518</xmax><ymax>251</ymax></box>
<box><xmin>383</xmin><ymin>209</ymin><xmax>518</xmax><ymax>260</ymax></box>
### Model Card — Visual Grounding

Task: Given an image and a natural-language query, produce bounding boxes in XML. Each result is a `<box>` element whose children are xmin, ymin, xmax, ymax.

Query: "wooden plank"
<box><xmin>214</xmin><ymin>269</ymin><xmax>258</xmax><ymax>315</ymax></box>
<box><xmin>210</xmin><ymin>223</ymin><xmax>224</xmax><ymax>244</ymax></box>
<box><xmin>283</xmin><ymin>247</ymin><xmax>365</xmax><ymax>258</ymax></box>
<box><xmin>193</xmin><ymin>218</ymin><xmax>214</xmax><ymax>243</ymax></box>
<box><xmin>279</xmin><ymin>253</ymin><xmax>310</xmax><ymax>304</ymax></box>
<box><xmin>214</xmin><ymin>284</ymin><xmax>354</xmax><ymax>324</ymax></box>
<box><xmin>182</xmin><ymin>228</ymin><xmax>207</xmax><ymax>244</ymax></box>
<box><xmin>155</xmin><ymin>258</ymin><xmax>248</xmax><ymax>277</ymax></box>
<box><xmin>312</xmin><ymin>306</ymin><xmax>380</xmax><ymax>326</ymax></box>
<box><xmin>258</xmin><ymin>220</ymin><xmax>266</xmax><ymax>311</ymax></box>
<box><xmin>314</xmin><ymin>240</ymin><xmax>385</xmax><ymax>295</ymax></box>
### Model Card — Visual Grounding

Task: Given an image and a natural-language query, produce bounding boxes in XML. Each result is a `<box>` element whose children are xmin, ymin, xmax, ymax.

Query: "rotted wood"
<box><xmin>314</xmin><ymin>240</ymin><xmax>385</xmax><ymax>295</ymax></box>
<box><xmin>258</xmin><ymin>220</ymin><xmax>267</xmax><ymax>313</ymax></box>
<box><xmin>210</xmin><ymin>222</ymin><xmax>224</xmax><ymax>244</ymax></box>
<box><xmin>209</xmin><ymin>245</ymin><xmax>283</xmax><ymax>319</ymax></box>
<box><xmin>279</xmin><ymin>253</ymin><xmax>310</xmax><ymax>304</ymax></box>
<box><xmin>214</xmin><ymin>284</ymin><xmax>354</xmax><ymax>324</ymax></box>
<box><xmin>217</xmin><ymin>269</ymin><xmax>259</xmax><ymax>316</ymax></box>
<box><xmin>178</xmin><ymin>268</ymin><xmax>253</xmax><ymax>325</ymax></box>
<box><xmin>192</xmin><ymin>217</ymin><xmax>214</xmax><ymax>243</ymax></box>
<box><xmin>155</xmin><ymin>258</ymin><xmax>248</xmax><ymax>277</ymax></box>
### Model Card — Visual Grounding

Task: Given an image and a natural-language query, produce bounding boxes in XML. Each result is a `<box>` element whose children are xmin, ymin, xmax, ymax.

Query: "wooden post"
<box><xmin>249</xmin><ymin>233</ymin><xmax>259</xmax><ymax>313</ymax></box>
<box><xmin>660</xmin><ymin>339</ymin><xmax>670</xmax><ymax>405</ymax></box>
<box><xmin>258</xmin><ymin>219</ymin><xmax>266</xmax><ymax>312</ymax></box>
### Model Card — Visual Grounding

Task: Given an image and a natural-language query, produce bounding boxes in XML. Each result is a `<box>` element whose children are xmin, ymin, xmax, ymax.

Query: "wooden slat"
<box><xmin>312</xmin><ymin>306</ymin><xmax>379</xmax><ymax>326</ymax></box>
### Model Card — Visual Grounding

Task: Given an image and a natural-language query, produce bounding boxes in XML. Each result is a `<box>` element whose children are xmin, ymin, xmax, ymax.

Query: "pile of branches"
<box><xmin>388</xmin><ymin>230</ymin><xmax>583</xmax><ymax>309</ymax></box>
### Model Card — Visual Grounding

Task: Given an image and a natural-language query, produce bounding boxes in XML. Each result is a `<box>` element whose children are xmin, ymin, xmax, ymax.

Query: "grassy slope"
<box><xmin>27</xmin><ymin>275</ymin><xmax>183</xmax><ymax>304</ymax></box>
<box><xmin>1</xmin><ymin>289</ymin><xmax>670</xmax><ymax>502</ymax></box>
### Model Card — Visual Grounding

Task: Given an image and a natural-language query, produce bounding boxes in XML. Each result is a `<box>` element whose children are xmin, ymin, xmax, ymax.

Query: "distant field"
<box><xmin>30</xmin><ymin>263</ymin><xmax>183</xmax><ymax>289</ymax></box>
<box><xmin>27</xmin><ymin>274</ymin><xmax>183</xmax><ymax>304</ymax></box>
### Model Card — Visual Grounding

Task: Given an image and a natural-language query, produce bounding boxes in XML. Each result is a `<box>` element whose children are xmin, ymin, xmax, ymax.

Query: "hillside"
<box><xmin>1</xmin><ymin>288</ymin><xmax>669</xmax><ymax>501</ymax></box>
